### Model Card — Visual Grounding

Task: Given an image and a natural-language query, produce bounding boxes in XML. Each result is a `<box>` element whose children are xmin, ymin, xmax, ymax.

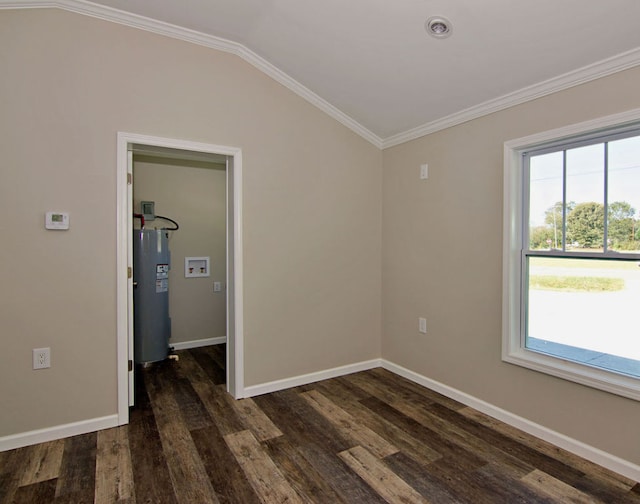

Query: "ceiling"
<box><xmin>10</xmin><ymin>1</ymin><xmax>640</xmax><ymax>146</ymax></box>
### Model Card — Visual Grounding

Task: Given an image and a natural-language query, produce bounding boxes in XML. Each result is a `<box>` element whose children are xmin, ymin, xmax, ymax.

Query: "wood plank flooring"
<box><xmin>1</xmin><ymin>344</ymin><xmax>639</xmax><ymax>503</ymax></box>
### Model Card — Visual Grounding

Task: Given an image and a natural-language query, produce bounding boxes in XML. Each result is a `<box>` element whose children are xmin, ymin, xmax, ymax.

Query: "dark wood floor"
<box><xmin>1</xmin><ymin>345</ymin><xmax>639</xmax><ymax>503</ymax></box>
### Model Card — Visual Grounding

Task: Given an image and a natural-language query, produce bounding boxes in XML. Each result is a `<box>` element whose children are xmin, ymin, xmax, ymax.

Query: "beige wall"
<box><xmin>382</xmin><ymin>66</ymin><xmax>640</xmax><ymax>466</ymax></box>
<box><xmin>2</xmin><ymin>5</ymin><xmax>639</xmax><ymax>471</ymax></box>
<box><xmin>0</xmin><ymin>8</ymin><xmax>382</xmax><ymax>437</ymax></box>
<box><xmin>133</xmin><ymin>157</ymin><xmax>227</xmax><ymax>344</ymax></box>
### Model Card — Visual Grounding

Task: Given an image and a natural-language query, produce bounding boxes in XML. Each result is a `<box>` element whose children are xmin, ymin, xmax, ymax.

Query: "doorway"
<box><xmin>116</xmin><ymin>133</ymin><xmax>244</xmax><ymax>425</ymax></box>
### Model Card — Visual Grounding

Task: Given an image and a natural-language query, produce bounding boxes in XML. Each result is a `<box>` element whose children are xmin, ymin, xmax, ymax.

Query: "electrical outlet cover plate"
<box><xmin>33</xmin><ymin>347</ymin><xmax>51</xmax><ymax>369</ymax></box>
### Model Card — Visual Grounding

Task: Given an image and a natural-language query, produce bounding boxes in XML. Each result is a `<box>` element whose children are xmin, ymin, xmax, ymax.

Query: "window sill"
<box><xmin>502</xmin><ymin>344</ymin><xmax>640</xmax><ymax>401</ymax></box>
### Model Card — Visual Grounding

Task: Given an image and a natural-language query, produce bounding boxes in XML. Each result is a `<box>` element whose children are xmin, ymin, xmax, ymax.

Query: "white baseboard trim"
<box><xmin>4</xmin><ymin>358</ymin><xmax>638</xmax><ymax>482</ymax></box>
<box><xmin>382</xmin><ymin>359</ymin><xmax>640</xmax><ymax>482</ymax></box>
<box><xmin>0</xmin><ymin>414</ymin><xmax>119</xmax><ymax>452</ymax></box>
<box><xmin>171</xmin><ymin>336</ymin><xmax>226</xmax><ymax>350</ymax></box>
<box><xmin>243</xmin><ymin>358</ymin><xmax>382</xmax><ymax>398</ymax></box>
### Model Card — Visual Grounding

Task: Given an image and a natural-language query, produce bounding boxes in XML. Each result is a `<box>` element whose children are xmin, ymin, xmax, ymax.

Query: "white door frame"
<box><xmin>116</xmin><ymin>132</ymin><xmax>244</xmax><ymax>424</ymax></box>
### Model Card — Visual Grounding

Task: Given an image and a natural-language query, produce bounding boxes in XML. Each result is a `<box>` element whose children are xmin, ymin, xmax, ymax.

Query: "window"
<box><xmin>503</xmin><ymin>110</ymin><xmax>640</xmax><ymax>400</ymax></box>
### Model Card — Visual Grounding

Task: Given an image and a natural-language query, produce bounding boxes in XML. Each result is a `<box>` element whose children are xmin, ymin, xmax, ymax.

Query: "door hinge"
<box><xmin>128</xmin><ymin>359</ymin><xmax>133</xmax><ymax>372</ymax></box>
<box><xmin>127</xmin><ymin>173</ymin><xmax>132</xmax><ymax>185</ymax></box>
<box><xmin>128</xmin><ymin>266</ymin><xmax>132</xmax><ymax>279</ymax></box>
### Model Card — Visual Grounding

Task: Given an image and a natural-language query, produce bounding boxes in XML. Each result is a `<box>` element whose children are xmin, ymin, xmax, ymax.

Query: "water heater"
<box><xmin>133</xmin><ymin>229</ymin><xmax>171</xmax><ymax>365</ymax></box>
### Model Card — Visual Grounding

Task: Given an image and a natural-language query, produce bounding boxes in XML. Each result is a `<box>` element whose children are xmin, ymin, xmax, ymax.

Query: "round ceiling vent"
<box><xmin>425</xmin><ymin>16</ymin><xmax>452</xmax><ymax>39</ymax></box>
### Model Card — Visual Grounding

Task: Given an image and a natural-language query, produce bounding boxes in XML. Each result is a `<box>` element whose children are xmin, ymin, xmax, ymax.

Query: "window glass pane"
<box><xmin>608</xmin><ymin>135</ymin><xmax>640</xmax><ymax>252</ymax></box>
<box><xmin>565</xmin><ymin>144</ymin><xmax>605</xmax><ymax>251</ymax></box>
<box><xmin>529</xmin><ymin>152</ymin><xmax>563</xmax><ymax>250</ymax></box>
<box><xmin>526</xmin><ymin>256</ymin><xmax>640</xmax><ymax>377</ymax></box>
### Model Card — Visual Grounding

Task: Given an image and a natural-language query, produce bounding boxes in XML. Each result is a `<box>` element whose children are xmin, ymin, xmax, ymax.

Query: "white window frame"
<box><xmin>503</xmin><ymin>108</ymin><xmax>640</xmax><ymax>402</ymax></box>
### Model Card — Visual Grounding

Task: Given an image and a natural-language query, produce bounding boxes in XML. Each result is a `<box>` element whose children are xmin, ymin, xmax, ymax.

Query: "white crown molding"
<box><xmin>3</xmin><ymin>1</ymin><xmax>640</xmax><ymax>150</ymax></box>
<box><xmin>382</xmin><ymin>46</ymin><xmax>640</xmax><ymax>149</ymax></box>
<box><xmin>0</xmin><ymin>0</ymin><xmax>384</xmax><ymax>148</ymax></box>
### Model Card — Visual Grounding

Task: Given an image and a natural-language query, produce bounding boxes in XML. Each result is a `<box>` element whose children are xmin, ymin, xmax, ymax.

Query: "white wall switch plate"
<box><xmin>418</xmin><ymin>317</ymin><xmax>427</xmax><ymax>334</ymax></box>
<box><xmin>420</xmin><ymin>164</ymin><xmax>428</xmax><ymax>180</ymax></box>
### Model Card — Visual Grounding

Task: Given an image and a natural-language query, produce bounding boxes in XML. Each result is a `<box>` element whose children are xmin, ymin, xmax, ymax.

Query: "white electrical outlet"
<box><xmin>418</xmin><ymin>317</ymin><xmax>427</xmax><ymax>334</ymax></box>
<box><xmin>33</xmin><ymin>347</ymin><xmax>51</xmax><ymax>369</ymax></box>
<box><xmin>213</xmin><ymin>281</ymin><xmax>222</xmax><ymax>292</ymax></box>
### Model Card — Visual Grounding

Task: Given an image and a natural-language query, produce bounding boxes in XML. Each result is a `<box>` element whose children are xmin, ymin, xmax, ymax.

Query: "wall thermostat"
<box><xmin>45</xmin><ymin>211</ymin><xmax>70</xmax><ymax>230</ymax></box>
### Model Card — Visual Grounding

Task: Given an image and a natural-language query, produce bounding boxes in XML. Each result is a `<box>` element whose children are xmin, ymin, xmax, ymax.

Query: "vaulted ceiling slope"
<box><xmin>5</xmin><ymin>0</ymin><xmax>640</xmax><ymax>148</ymax></box>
